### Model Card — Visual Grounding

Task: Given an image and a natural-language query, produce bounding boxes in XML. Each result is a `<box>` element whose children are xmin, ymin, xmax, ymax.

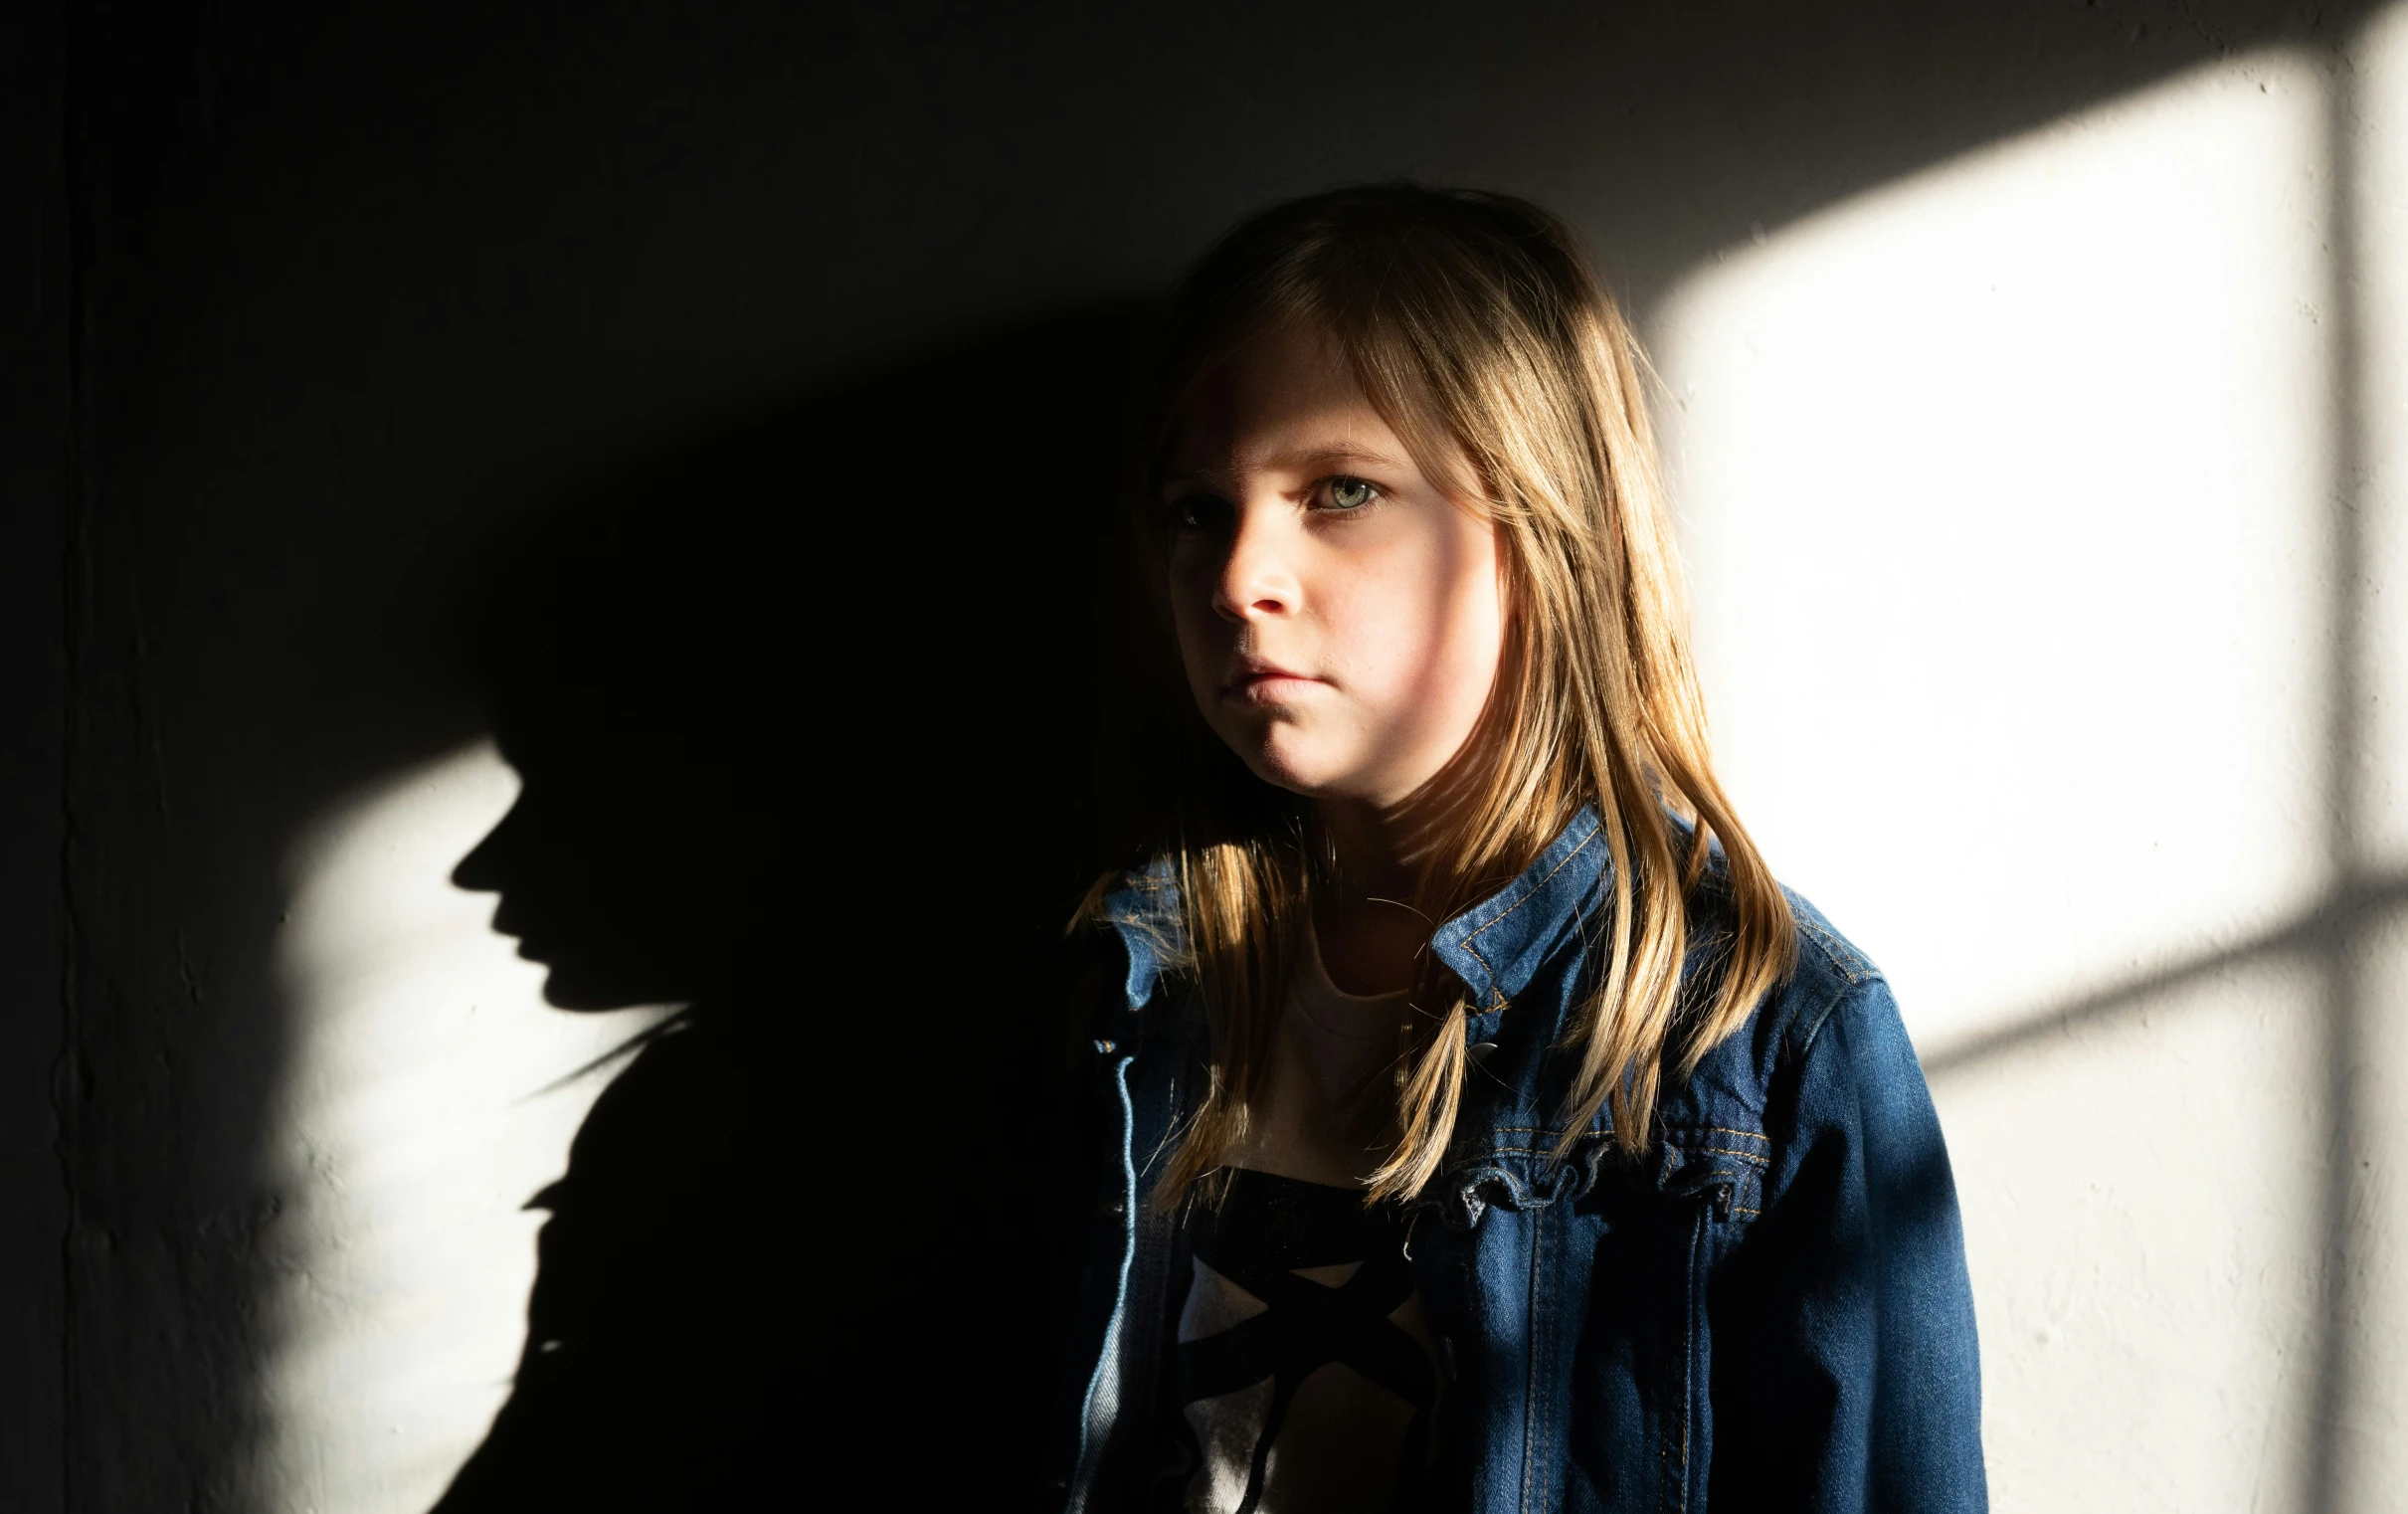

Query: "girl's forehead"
<box><xmin>1222</xmin><ymin>322</ymin><xmax>1357</xmax><ymax>410</ymax></box>
<box><xmin>1168</xmin><ymin>328</ymin><xmax>1398</xmax><ymax>474</ymax></box>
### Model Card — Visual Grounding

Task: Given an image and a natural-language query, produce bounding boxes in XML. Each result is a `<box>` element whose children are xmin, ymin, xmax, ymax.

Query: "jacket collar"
<box><xmin>1100</xmin><ymin>858</ymin><xmax>1186</xmax><ymax>1010</ymax></box>
<box><xmin>1103</xmin><ymin>806</ymin><xmax>1611</xmax><ymax>1018</ymax></box>
<box><xmin>1428</xmin><ymin>806</ymin><xmax>1609</xmax><ymax>1017</ymax></box>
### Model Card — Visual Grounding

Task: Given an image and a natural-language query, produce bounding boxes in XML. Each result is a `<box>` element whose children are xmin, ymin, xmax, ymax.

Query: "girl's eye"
<box><xmin>1172</xmin><ymin>492</ymin><xmax>1232</xmax><ymax>531</ymax></box>
<box><xmin>1325</xmin><ymin>476</ymin><xmax>1379</xmax><ymax>511</ymax></box>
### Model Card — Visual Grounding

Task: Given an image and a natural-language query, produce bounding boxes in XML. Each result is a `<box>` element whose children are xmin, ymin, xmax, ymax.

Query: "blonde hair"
<box><xmin>1100</xmin><ymin>184</ymin><xmax>1794</xmax><ymax>1206</ymax></box>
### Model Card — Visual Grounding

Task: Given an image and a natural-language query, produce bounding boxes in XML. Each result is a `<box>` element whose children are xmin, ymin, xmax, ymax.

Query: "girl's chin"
<box><xmin>1235</xmin><ymin>744</ymin><xmax>1379</xmax><ymax>802</ymax></box>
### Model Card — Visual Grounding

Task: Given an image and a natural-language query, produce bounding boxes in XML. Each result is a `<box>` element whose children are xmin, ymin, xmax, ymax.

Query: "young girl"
<box><xmin>1050</xmin><ymin>185</ymin><xmax>1984</xmax><ymax>1514</ymax></box>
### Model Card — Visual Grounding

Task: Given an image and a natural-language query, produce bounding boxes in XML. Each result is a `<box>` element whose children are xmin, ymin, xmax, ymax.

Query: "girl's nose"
<box><xmin>1211</xmin><ymin>506</ymin><xmax>1299</xmax><ymax>623</ymax></box>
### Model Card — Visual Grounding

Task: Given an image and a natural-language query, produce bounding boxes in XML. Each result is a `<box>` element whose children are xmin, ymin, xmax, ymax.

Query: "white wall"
<box><xmin>1656</xmin><ymin>18</ymin><xmax>2408</xmax><ymax>1511</ymax></box>
<box><xmin>194</xmin><ymin>6</ymin><xmax>2408</xmax><ymax>1511</ymax></box>
<box><xmin>267</xmin><ymin>747</ymin><xmax>667</xmax><ymax>1514</ymax></box>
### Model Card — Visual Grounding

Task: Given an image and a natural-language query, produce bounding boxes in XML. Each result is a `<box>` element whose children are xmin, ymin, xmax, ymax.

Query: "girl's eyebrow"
<box><xmin>1260</xmin><ymin>444</ymin><xmax>1404</xmax><ymax>473</ymax></box>
<box><xmin>1162</xmin><ymin>445</ymin><xmax>1407</xmax><ymax>492</ymax></box>
<box><xmin>1159</xmin><ymin>466</ymin><xmax>1231</xmax><ymax>497</ymax></box>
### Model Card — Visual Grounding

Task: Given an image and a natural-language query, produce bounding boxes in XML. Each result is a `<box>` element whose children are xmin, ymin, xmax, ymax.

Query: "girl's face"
<box><xmin>1164</xmin><ymin>324</ymin><xmax>1506</xmax><ymax>811</ymax></box>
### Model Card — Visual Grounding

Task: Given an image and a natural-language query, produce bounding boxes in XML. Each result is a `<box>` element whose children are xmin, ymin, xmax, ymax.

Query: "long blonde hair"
<box><xmin>1100</xmin><ymin>184</ymin><xmax>1794</xmax><ymax>1206</ymax></box>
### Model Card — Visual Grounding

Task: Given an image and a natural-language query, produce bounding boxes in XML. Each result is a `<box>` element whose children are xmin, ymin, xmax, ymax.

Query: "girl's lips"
<box><xmin>1229</xmin><ymin>668</ymin><xmax>1325</xmax><ymax>703</ymax></box>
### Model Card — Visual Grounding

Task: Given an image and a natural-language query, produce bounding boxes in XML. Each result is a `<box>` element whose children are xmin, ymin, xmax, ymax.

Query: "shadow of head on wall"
<box><xmin>432</xmin><ymin>304</ymin><xmax>1179</xmax><ymax>1512</ymax></box>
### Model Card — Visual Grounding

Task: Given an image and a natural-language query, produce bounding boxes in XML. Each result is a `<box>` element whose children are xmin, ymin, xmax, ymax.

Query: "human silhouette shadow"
<box><xmin>432</xmin><ymin>306</ymin><xmax>1177</xmax><ymax>1512</ymax></box>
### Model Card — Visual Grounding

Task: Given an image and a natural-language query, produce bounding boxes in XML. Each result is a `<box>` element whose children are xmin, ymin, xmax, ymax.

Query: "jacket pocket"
<box><xmin>1650</xmin><ymin>1125</ymin><xmax>1768</xmax><ymax>1220</ymax></box>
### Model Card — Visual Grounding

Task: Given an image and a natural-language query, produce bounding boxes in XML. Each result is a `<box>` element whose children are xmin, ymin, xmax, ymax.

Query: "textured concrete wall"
<box><xmin>1657</xmin><ymin>31</ymin><xmax>2408</xmax><ymax>1508</ymax></box>
<box><xmin>33</xmin><ymin>2</ymin><xmax>2400</xmax><ymax>1509</ymax></box>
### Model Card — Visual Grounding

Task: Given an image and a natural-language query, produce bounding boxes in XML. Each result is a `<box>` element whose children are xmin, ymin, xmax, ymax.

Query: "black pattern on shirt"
<box><xmin>1156</xmin><ymin>1169</ymin><xmax>1439</xmax><ymax>1514</ymax></box>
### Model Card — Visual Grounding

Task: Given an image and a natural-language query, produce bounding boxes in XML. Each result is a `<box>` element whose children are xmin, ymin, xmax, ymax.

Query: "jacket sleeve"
<box><xmin>1722</xmin><ymin>974</ymin><xmax>1987</xmax><ymax>1513</ymax></box>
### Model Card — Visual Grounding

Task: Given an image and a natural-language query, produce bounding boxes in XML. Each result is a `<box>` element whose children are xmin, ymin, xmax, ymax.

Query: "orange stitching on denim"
<box><xmin>1660</xmin><ymin>1124</ymin><xmax>1767</xmax><ymax>1145</ymax></box>
<box><xmin>1701</xmin><ymin>1125</ymin><xmax>1767</xmax><ymax>1143</ymax></box>
<box><xmin>1731</xmin><ymin>1203</ymin><xmax>1761</xmax><ymax>1217</ymax></box>
<box><xmin>1464</xmin><ymin>1129</ymin><xmax>1761</xmax><ymax>1152</ymax></box>
<box><xmin>1523</xmin><ymin>1201</ymin><xmax>1549</xmax><ymax>1512</ymax></box>
<box><xmin>1795</xmin><ymin>916</ymin><xmax>1869</xmax><ymax>985</ymax></box>
<box><xmin>1464</xmin><ymin>1143</ymin><xmax>1766</xmax><ymax>1171</ymax></box>
<box><xmin>1690</xmin><ymin>1146</ymin><xmax>1769</xmax><ymax>1166</ymax></box>
<box><xmin>1459</xmin><ymin>822</ymin><xmax>1601</xmax><ymax>987</ymax></box>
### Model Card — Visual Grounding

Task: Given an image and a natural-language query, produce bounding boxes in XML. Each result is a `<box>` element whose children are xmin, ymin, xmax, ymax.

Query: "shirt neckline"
<box><xmin>1293</xmin><ymin>920</ymin><xmax>1410</xmax><ymax>1041</ymax></box>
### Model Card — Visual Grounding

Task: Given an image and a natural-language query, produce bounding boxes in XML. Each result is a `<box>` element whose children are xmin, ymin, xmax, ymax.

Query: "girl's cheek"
<box><xmin>1167</xmin><ymin>580</ymin><xmax>1218</xmax><ymax>662</ymax></box>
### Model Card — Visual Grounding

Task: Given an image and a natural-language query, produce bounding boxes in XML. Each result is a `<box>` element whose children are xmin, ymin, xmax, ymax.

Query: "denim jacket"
<box><xmin>1049</xmin><ymin>809</ymin><xmax>1985</xmax><ymax>1512</ymax></box>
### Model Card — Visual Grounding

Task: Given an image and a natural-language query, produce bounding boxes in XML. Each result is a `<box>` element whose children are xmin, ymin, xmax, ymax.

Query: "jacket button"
<box><xmin>1468</xmin><ymin>1041</ymin><xmax>1499</xmax><ymax>1063</ymax></box>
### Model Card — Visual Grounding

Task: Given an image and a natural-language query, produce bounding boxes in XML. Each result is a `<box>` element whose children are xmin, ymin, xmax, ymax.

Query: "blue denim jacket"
<box><xmin>1052</xmin><ymin>809</ymin><xmax>1985</xmax><ymax>1512</ymax></box>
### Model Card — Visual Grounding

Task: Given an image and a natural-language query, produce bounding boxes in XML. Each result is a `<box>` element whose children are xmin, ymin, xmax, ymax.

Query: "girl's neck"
<box><xmin>1310</xmin><ymin>797</ymin><xmax>1432</xmax><ymax>998</ymax></box>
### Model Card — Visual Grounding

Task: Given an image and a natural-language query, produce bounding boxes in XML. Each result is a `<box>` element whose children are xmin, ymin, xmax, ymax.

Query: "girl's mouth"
<box><xmin>1229</xmin><ymin>660</ymin><xmax>1324</xmax><ymax>702</ymax></box>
